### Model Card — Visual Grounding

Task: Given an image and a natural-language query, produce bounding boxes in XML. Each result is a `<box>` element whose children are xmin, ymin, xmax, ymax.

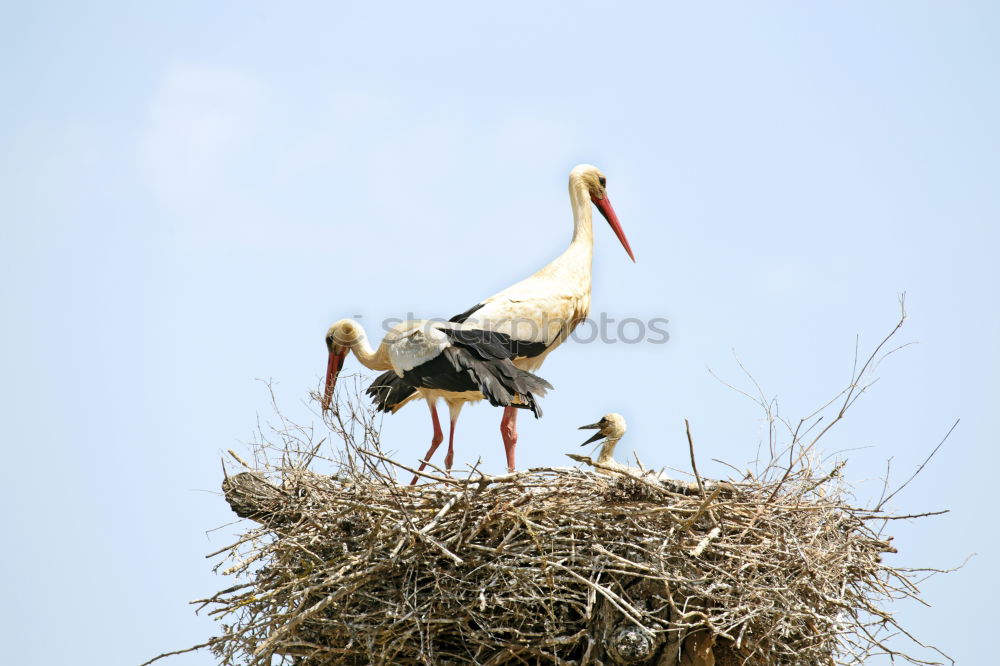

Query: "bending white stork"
<box><xmin>320</xmin><ymin>318</ymin><xmax>551</xmax><ymax>483</ymax></box>
<box><xmin>448</xmin><ymin>164</ymin><xmax>634</xmax><ymax>471</ymax></box>
<box><xmin>578</xmin><ymin>413</ymin><xmax>628</xmax><ymax>466</ymax></box>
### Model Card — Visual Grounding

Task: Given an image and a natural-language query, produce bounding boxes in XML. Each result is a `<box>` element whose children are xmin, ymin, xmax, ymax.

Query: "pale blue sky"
<box><xmin>2</xmin><ymin>3</ymin><xmax>998</xmax><ymax>664</ymax></box>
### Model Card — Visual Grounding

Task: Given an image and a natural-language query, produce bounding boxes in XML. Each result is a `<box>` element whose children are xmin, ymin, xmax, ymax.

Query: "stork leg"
<box><xmin>500</xmin><ymin>406</ymin><xmax>519</xmax><ymax>473</ymax></box>
<box><xmin>410</xmin><ymin>399</ymin><xmax>444</xmax><ymax>485</ymax></box>
<box><xmin>443</xmin><ymin>401</ymin><xmax>464</xmax><ymax>472</ymax></box>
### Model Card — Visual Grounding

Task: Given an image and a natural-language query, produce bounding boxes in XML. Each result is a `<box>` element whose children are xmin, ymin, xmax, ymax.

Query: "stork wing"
<box><xmin>449</xmin><ymin>289</ymin><xmax>586</xmax><ymax>359</ymax></box>
<box><xmin>366</xmin><ymin>370</ymin><xmax>419</xmax><ymax>413</ymax></box>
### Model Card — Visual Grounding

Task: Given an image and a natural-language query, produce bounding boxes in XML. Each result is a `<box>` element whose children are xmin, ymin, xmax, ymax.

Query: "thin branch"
<box><xmin>877</xmin><ymin>419</ymin><xmax>959</xmax><ymax>511</ymax></box>
<box><xmin>685</xmin><ymin>419</ymin><xmax>705</xmax><ymax>498</ymax></box>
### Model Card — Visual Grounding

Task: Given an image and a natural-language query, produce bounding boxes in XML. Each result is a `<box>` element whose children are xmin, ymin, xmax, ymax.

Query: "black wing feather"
<box><xmin>449</xmin><ymin>302</ymin><xmax>485</xmax><ymax>324</ymax></box>
<box><xmin>397</xmin><ymin>327</ymin><xmax>552</xmax><ymax>417</ymax></box>
<box><xmin>443</xmin><ymin>326</ymin><xmax>551</xmax><ymax>360</ymax></box>
<box><xmin>448</xmin><ymin>303</ymin><xmax>551</xmax><ymax>359</ymax></box>
<box><xmin>366</xmin><ymin>370</ymin><xmax>419</xmax><ymax>413</ymax></box>
<box><xmin>363</xmin><ymin>325</ymin><xmax>554</xmax><ymax>418</ymax></box>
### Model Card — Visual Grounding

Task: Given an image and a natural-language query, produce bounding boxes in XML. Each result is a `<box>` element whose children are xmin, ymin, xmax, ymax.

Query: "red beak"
<box><xmin>591</xmin><ymin>194</ymin><xmax>635</xmax><ymax>262</ymax></box>
<box><xmin>322</xmin><ymin>349</ymin><xmax>347</xmax><ymax>412</ymax></box>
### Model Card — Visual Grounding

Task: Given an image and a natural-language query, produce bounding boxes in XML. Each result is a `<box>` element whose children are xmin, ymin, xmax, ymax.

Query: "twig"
<box><xmin>877</xmin><ymin>419</ymin><xmax>959</xmax><ymax>511</ymax></box>
<box><xmin>228</xmin><ymin>449</ymin><xmax>252</xmax><ymax>469</ymax></box>
<box><xmin>139</xmin><ymin>638</ymin><xmax>221</xmax><ymax>666</ymax></box>
<box><xmin>685</xmin><ymin>419</ymin><xmax>705</xmax><ymax>498</ymax></box>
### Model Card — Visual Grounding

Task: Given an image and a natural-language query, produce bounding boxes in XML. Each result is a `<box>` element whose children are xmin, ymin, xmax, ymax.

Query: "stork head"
<box><xmin>578</xmin><ymin>413</ymin><xmax>628</xmax><ymax>446</ymax></box>
<box><xmin>579</xmin><ymin>413</ymin><xmax>628</xmax><ymax>465</ymax></box>
<box><xmin>569</xmin><ymin>164</ymin><xmax>635</xmax><ymax>262</ymax></box>
<box><xmin>322</xmin><ymin>319</ymin><xmax>362</xmax><ymax>412</ymax></box>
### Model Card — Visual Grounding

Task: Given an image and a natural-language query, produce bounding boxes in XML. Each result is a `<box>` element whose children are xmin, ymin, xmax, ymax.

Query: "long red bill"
<box><xmin>591</xmin><ymin>194</ymin><xmax>635</xmax><ymax>262</ymax></box>
<box><xmin>322</xmin><ymin>350</ymin><xmax>346</xmax><ymax>412</ymax></box>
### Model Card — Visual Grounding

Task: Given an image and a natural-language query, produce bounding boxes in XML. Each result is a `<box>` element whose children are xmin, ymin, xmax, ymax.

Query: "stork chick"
<box><xmin>578</xmin><ymin>413</ymin><xmax>627</xmax><ymax>465</ymax></box>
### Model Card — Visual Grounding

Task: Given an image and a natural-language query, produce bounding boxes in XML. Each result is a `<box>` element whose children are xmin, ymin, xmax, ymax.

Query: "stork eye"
<box><xmin>598</xmin><ymin>176</ymin><xmax>607</xmax><ymax>187</ymax></box>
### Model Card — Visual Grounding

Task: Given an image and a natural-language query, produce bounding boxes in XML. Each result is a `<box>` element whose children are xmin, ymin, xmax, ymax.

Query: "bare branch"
<box><xmin>877</xmin><ymin>419</ymin><xmax>960</xmax><ymax>511</ymax></box>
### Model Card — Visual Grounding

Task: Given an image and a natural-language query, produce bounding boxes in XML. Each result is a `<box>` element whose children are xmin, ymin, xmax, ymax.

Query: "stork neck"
<box><xmin>349</xmin><ymin>330</ymin><xmax>389</xmax><ymax>370</ymax></box>
<box><xmin>596</xmin><ymin>437</ymin><xmax>621</xmax><ymax>464</ymax></box>
<box><xmin>569</xmin><ymin>184</ymin><xmax>595</xmax><ymax>248</ymax></box>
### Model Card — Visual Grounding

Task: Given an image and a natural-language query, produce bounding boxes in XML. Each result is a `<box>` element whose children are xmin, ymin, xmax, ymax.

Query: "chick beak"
<box><xmin>579</xmin><ymin>422</ymin><xmax>606</xmax><ymax>446</ymax></box>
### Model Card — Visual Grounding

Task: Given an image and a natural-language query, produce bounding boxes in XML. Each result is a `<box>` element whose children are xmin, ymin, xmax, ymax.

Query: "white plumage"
<box><xmin>387</xmin><ymin>325</ymin><xmax>451</xmax><ymax>375</ymax></box>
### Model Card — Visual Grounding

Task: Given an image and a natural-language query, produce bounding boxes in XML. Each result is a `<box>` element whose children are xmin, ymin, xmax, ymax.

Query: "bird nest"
<box><xmin>158</xmin><ymin>382</ymin><xmax>946</xmax><ymax>666</ymax></box>
<box><xmin>146</xmin><ymin>305</ymin><xmax>948</xmax><ymax>666</ymax></box>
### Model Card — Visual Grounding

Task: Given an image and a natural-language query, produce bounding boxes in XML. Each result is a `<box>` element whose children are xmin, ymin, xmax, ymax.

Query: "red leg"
<box><xmin>443</xmin><ymin>401</ymin><xmax>463</xmax><ymax>473</ymax></box>
<box><xmin>444</xmin><ymin>419</ymin><xmax>457</xmax><ymax>471</ymax></box>
<box><xmin>411</xmin><ymin>400</ymin><xmax>444</xmax><ymax>485</ymax></box>
<box><xmin>500</xmin><ymin>406</ymin><xmax>519</xmax><ymax>473</ymax></box>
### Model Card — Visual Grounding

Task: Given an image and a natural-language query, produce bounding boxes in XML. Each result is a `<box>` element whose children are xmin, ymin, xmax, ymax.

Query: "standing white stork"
<box><xmin>448</xmin><ymin>164</ymin><xmax>634</xmax><ymax>471</ymax></box>
<box><xmin>320</xmin><ymin>318</ymin><xmax>551</xmax><ymax>483</ymax></box>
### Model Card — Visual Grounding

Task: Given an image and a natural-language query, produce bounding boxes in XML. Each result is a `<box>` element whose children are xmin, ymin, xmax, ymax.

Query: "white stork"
<box><xmin>447</xmin><ymin>164</ymin><xmax>634</xmax><ymax>471</ymax></box>
<box><xmin>321</xmin><ymin>318</ymin><xmax>551</xmax><ymax>483</ymax></box>
<box><xmin>578</xmin><ymin>413</ymin><xmax>628</xmax><ymax>466</ymax></box>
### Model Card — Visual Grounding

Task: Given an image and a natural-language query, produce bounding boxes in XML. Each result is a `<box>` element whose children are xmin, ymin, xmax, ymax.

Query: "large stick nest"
<box><xmin>187</xmin><ymin>396</ymin><xmax>940</xmax><ymax>666</ymax></box>
<box><xmin>157</xmin><ymin>304</ymin><xmax>948</xmax><ymax>666</ymax></box>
